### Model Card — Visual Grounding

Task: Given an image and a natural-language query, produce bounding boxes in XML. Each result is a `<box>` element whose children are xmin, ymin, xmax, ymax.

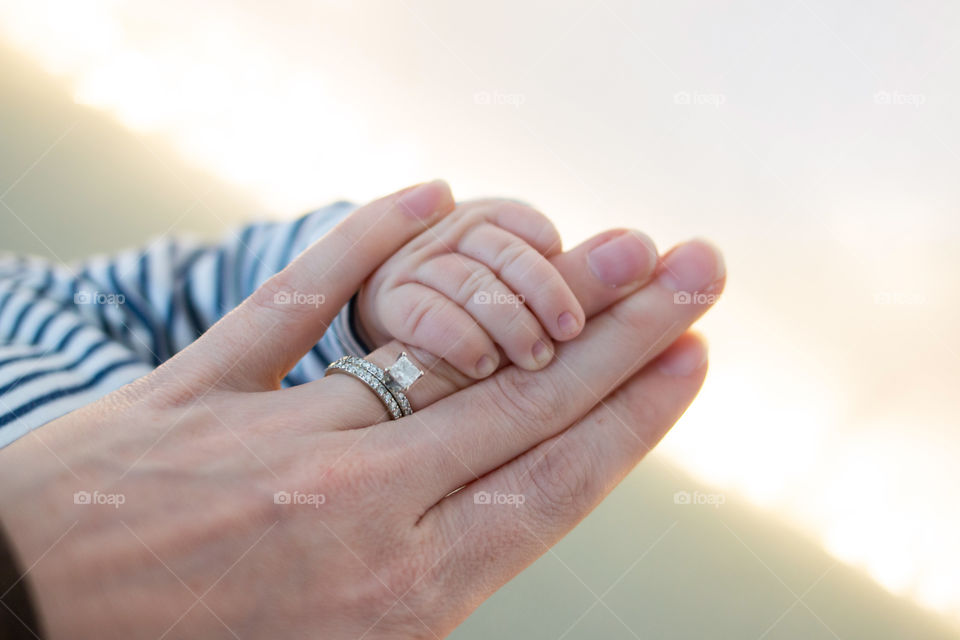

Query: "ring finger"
<box><xmin>289</xmin><ymin>228</ymin><xmax>660</xmax><ymax>429</ymax></box>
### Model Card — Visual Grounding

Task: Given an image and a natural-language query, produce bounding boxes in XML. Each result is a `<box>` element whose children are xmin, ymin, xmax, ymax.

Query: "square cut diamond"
<box><xmin>386</xmin><ymin>352</ymin><xmax>423</xmax><ymax>391</ymax></box>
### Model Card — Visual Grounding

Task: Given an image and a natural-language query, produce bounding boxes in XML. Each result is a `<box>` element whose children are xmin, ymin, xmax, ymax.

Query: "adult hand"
<box><xmin>0</xmin><ymin>182</ymin><xmax>723</xmax><ymax>639</ymax></box>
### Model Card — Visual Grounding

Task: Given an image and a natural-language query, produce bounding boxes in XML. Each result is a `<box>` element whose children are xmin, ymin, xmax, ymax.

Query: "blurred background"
<box><xmin>1</xmin><ymin>1</ymin><xmax>958</xmax><ymax>638</ymax></box>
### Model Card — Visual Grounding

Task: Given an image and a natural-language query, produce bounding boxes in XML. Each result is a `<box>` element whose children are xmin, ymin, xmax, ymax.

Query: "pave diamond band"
<box><xmin>325</xmin><ymin>353</ymin><xmax>423</xmax><ymax>421</ymax></box>
<box><xmin>326</xmin><ymin>357</ymin><xmax>403</xmax><ymax>420</ymax></box>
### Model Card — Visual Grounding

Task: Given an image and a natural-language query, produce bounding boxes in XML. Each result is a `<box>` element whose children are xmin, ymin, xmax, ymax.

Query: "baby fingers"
<box><xmin>380</xmin><ymin>282</ymin><xmax>501</xmax><ymax>379</ymax></box>
<box><xmin>414</xmin><ymin>253</ymin><xmax>557</xmax><ymax>371</ymax></box>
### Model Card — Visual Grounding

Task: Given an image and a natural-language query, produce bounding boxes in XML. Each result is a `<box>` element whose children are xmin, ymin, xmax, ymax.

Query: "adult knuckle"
<box><xmin>129</xmin><ymin>369</ymin><xmax>205</xmax><ymax>410</ymax></box>
<box><xmin>607</xmin><ymin>297</ymin><xmax>657</xmax><ymax>347</ymax></box>
<box><xmin>525</xmin><ymin>443</ymin><xmax>594</xmax><ymax>517</ymax></box>
<box><xmin>620</xmin><ymin>392</ymin><xmax>663</xmax><ymax>440</ymax></box>
<box><xmin>486</xmin><ymin>368</ymin><xmax>560</xmax><ymax>431</ymax></box>
<box><xmin>247</xmin><ymin>272</ymin><xmax>308</xmax><ymax>316</ymax></box>
<box><xmin>324</xmin><ymin>550</ymin><xmax>423</xmax><ymax>633</ymax></box>
<box><xmin>312</xmin><ymin>456</ymin><xmax>366</xmax><ymax>501</ymax></box>
<box><xmin>247</xmin><ymin>274</ymin><xmax>285</xmax><ymax>310</ymax></box>
<box><xmin>380</xmin><ymin>551</ymin><xmax>429</xmax><ymax>600</ymax></box>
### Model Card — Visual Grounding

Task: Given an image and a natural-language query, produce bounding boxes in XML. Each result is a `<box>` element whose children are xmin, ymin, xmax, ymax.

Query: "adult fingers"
<box><xmin>171</xmin><ymin>180</ymin><xmax>455</xmax><ymax>391</ymax></box>
<box><xmin>550</xmin><ymin>229</ymin><xmax>659</xmax><ymax>313</ymax></box>
<box><xmin>391</xmin><ymin>240</ymin><xmax>723</xmax><ymax>502</ymax></box>
<box><xmin>427</xmin><ymin>333</ymin><xmax>709</xmax><ymax>590</ymax></box>
<box><xmin>292</xmin><ymin>228</ymin><xmax>660</xmax><ymax>430</ymax></box>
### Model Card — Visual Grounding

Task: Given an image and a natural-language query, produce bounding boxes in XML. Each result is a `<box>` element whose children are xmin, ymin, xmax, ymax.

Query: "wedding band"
<box><xmin>325</xmin><ymin>357</ymin><xmax>404</xmax><ymax>420</ymax></box>
<box><xmin>325</xmin><ymin>353</ymin><xmax>423</xmax><ymax>420</ymax></box>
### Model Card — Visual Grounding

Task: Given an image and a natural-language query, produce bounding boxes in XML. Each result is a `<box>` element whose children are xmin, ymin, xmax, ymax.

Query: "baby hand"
<box><xmin>356</xmin><ymin>199</ymin><xmax>584</xmax><ymax>378</ymax></box>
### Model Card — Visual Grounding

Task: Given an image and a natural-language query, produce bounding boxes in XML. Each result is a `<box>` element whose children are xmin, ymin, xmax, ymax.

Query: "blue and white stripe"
<box><xmin>0</xmin><ymin>202</ymin><xmax>370</xmax><ymax>446</ymax></box>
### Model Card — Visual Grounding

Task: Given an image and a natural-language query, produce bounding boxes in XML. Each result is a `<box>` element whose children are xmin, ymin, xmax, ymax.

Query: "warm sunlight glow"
<box><xmin>0</xmin><ymin>0</ymin><xmax>423</xmax><ymax>214</ymax></box>
<box><xmin>2</xmin><ymin>0</ymin><xmax>958</xmax><ymax>628</ymax></box>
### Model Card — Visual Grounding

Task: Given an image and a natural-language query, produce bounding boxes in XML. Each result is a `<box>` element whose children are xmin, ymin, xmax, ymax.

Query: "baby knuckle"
<box><xmin>514</xmin><ymin>205</ymin><xmax>562</xmax><ymax>249</ymax></box>
<box><xmin>456</xmin><ymin>266</ymin><xmax>498</xmax><ymax>304</ymax></box>
<box><xmin>493</xmin><ymin>239</ymin><xmax>535</xmax><ymax>273</ymax></box>
<box><xmin>496</xmin><ymin>202</ymin><xmax>562</xmax><ymax>250</ymax></box>
<box><xmin>535</xmin><ymin>222</ymin><xmax>563</xmax><ymax>254</ymax></box>
<box><xmin>491</xmin><ymin>200</ymin><xmax>538</xmax><ymax>221</ymax></box>
<box><xmin>500</xmin><ymin>307</ymin><xmax>537</xmax><ymax>339</ymax></box>
<box><xmin>455</xmin><ymin>198</ymin><xmax>513</xmax><ymax>220</ymax></box>
<box><xmin>398</xmin><ymin>294</ymin><xmax>444</xmax><ymax>340</ymax></box>
<box><xmin>450</xmin><ymin>334</ymin><xmax>490</xmax><ymax>364</ymax></box>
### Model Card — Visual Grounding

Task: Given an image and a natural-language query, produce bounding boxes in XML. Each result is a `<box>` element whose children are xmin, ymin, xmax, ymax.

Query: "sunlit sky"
<box><xmin>2</xmin><ymin>0</ymin><xmax>958</xmax><ymax>625</ymax></box>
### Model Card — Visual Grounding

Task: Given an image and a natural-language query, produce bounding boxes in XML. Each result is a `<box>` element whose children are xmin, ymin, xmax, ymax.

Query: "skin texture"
<box><xmin>0</xmin><ymin>181</ymin><xmax>724</xmax><ymax>639</ymax></box>
<box><xmin>357</xmin><ymin>199</ymin><xmax>590</xmax><ymax>377</ymax></box>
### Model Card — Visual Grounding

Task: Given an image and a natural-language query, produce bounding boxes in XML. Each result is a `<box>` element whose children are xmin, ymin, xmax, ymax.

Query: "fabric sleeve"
<box><xmin>0</xmin><ymin>202</ymin><xmax>372</xmax><ymax>446</ymax></box>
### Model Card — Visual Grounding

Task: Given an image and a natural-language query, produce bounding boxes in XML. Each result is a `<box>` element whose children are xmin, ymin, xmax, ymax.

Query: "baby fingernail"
<box><xmin>657</xmin><ymin>240</ymin><xmax>725</xmax><ymax>294</ymax></box>
<box><xmin>396</xmin><ymin>179</ymin><xmax>451</xmax><ymax>219</ymax></box>
<box><xmin>476</xmin><ymin>355</ymin><xmax>496</xmax><ymax>377</ymax></box>
<box><xmin>587</xmin><ymin>231</ymin><xmax>658</xmax><ymax>287</ymax></box>
<box><xmin>532</xmin><ymin>340</ymin><xmax>552</xmax><ymax>366</ymax></box>
<box><xmin>557</xmin><ymin>311</ymin><xmax>580</xmax><ymax>337</ymax></box>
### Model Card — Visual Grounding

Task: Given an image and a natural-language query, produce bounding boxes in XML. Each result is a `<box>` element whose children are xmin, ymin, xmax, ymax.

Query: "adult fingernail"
<box><xmin>587</xmin><ymin>231</ymin><xmax>658</xmax><ymax>287</ymax></box>
<box><xmin>657</xmin><ymin>239</ymin><xmax>725</xmax><ymax>293</ymax></box>
<box><xmin>396</xmin><ymin>179</ymin><xmax>451</xmax><ymax>219</ymax></box>
<box><xmin>557</xmin><ymin>311</ymin><xmax>580</xmax><ymax>337</ymax></box>
<box><xmin>532</xmin><ymin>339</ymin><xmax>552</xmax><ymax>366</ymax></box>
<box><xmin>657</xmin><ymin>336</ymin><xmax>708</xmax><ymax>376</ymax></box>
<box><xmin>476</xmin><ymin>355</ymin><xmax>496</xmax><ymax>377</ymax></box>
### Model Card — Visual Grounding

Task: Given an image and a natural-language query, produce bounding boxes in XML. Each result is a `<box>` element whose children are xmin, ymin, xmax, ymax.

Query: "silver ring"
<box><xmin>325</xmin><ymin>352</ymin><xmax>423</xmax><ymax>420</ymax></box>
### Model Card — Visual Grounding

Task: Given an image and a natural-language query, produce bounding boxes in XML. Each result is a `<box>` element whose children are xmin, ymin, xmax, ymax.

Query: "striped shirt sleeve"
<box><xmin>0</xmin><ymin>202</ymin><xmax>372</xmax><ymax>447</ymax></box>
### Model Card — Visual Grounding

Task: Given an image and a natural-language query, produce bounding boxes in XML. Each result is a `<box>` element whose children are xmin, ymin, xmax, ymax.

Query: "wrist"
<box><xmin>0</xmin><ymin>516</ymin><xmax>43</xmax><ymax>638</ymax></box>
<box><xmin>0</xmin><ymin>428</ymin><xmax>117</xmax><ymax>639</ymax></box>
<box><xmin>0</xmin><ymin>420</ymin><xmax>253</xmax><ymax>640</ymax></box>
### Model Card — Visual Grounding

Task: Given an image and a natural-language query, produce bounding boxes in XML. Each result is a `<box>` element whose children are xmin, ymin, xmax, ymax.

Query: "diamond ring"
<box><xmin>325</xmin><ymin>352</ymin><xmax>424</xmax><ymax>420</ymax></box>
